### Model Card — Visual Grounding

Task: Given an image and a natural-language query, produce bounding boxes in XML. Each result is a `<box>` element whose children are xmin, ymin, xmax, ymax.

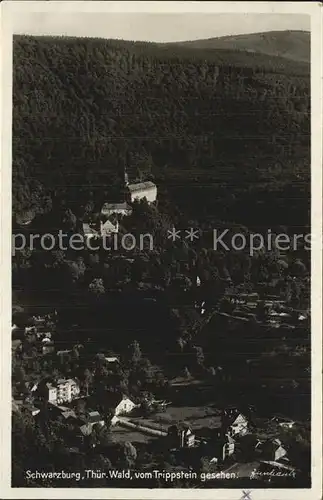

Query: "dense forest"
<box><xmin>171</xmin><ymin>30</ymin><xmax>310</xmax><ymax>63</ymax></box>
<box><xmin>12</xmin><ymin>34</ymin><xmax>311</xmax><ymax>487</ymax></box>
<box><xmin>13</xmin><ymin>35</ymin><xmax>310</xmax><ymax>230</ymax></box>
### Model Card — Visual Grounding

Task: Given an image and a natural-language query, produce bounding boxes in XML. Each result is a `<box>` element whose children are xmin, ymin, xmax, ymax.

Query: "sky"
<box><xmin>12</xmin><ymin>13</ymin><xmax>310</xmax><ymax>43</ymax></box>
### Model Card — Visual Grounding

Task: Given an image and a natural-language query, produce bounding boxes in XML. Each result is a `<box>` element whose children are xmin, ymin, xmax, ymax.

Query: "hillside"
<box><xmin>12</xmin><ymin>35</ymin><xmax>310</xmax><ymax>229</ymax></box>
<box><xmin>171</xmin><ymin>30</ymin><xmax>310</xmax><ymax>63</ymax></box>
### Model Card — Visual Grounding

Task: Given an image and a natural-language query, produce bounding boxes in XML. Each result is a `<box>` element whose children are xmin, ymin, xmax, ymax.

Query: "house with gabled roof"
<box><xmin>107</xmin><ymin>393</ymin><xmax>137</xmax><ymax>425</ymax></box>
<box><xmin>82</xmin><ymin>222</ymin><xmax>100</xmax><ymax>241</ymax></box>
<box><xmin>256</xmin><ymin>438</ymin><xmax>288</xmax><ymax>462</ymax></box>
<box><xmin>212</xmin><ymin>407</ymin><xmax>249</xmax><ymax>438</ymax></box>
<box><xmin>167</xmin><ymin>423</ymin><xmax>195</xmax><ymax>449</ymax></box>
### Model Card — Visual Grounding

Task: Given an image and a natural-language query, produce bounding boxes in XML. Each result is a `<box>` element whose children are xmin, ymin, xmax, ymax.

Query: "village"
<box><xmin>11</xmin><ymin>164</ymin><xmax>310</xmax><ymax>486</ymax></box>
<box><xmin>12</xmin><ymin>299</ymin><xmax>305</xmax><ymax>487</ymax></box>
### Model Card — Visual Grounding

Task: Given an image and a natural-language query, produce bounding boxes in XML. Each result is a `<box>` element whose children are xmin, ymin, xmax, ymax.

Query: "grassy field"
<box><xmin>131</xmin><ymin>404</ymin><xmax>222</xmax><ymax>434</ymax></box>
<box><xmin>111</xmin><ymin>424</ymin><xmax>159</xmax><ymax>444</ymax></box>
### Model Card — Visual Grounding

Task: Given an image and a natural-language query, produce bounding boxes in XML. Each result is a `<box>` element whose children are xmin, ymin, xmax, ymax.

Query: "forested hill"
<box><xmin>13</xmin><ymin>35</ymin><xmax>310</xmax><ymax>228</ymax></box>
<box><xmin>170</xmin><ymin>30</ymin><xmax>310</xmax><ymax>63</ymax></box>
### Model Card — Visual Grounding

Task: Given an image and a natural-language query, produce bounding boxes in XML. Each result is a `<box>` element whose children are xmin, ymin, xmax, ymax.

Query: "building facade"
<box><xmin>115</xmin><ymin>396</ymin><xmax>136</xmax><ymax>416</ymax></box>
<box><xmin>167</xmin><ymin>424</ymin><xmax>195</xmax><ymax>448</ymax></box>
<box><xmin>110</xmin><ymin>395</ymin><xmax>137</xmax><ymax>425</ymax></box>
<box><xmin>46</xmin><ymin>378</ymin><xmax>80</xmax><ymax>405</ymax></box>
<box><xmin>101</xmin><ymin>202</ymin><xmax>133</xmax><ymax>218</ymax></box>
<box><xmin>127</xmin><ymin>181</ymin><xmax>157</xmax><ymax>203</ymax></box>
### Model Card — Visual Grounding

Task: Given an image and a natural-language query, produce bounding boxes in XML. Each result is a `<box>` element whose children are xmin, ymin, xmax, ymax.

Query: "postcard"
<box><xmin>1</xmin><ymin>1</ymin><xmax>322</xmax><ymax>499</ymax></box>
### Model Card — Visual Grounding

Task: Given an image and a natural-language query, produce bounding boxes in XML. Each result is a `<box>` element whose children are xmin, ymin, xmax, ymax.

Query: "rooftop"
<box><xmin>127</xmin><ymin>181</ymin><xmax>156</xmax><ymax>192</ymax></box>
<box><xmin>82</xmin><ymin>223</ymin><xmax>99</xmax><ymax>236</ymax></box>
<box><xmin>88</xmin><ymin>411</ymin><xmax>104</xmax><ymax>424</ymax></box>
<box><xmin>101</xmin><ymin>202</ymin><xmax>132</xmax><ymax>212</ymax></box>
<box><xmin>47</xmin><ymin>378</ymin><xmax>78</xmax><ymax>388</ymax></box>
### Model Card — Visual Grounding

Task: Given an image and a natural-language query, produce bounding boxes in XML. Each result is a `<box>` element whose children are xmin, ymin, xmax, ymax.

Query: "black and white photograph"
<box><xmin>1</xmin><ymin>1</ymin><xmax>322</xmax><ymax>498</ymax></box>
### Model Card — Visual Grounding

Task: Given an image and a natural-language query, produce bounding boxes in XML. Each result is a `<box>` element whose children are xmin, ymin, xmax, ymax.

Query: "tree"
<box><xmin>82</xmin><ymin>368</ymin><xmax>93</xmax><ymax>396</ymax></box>
<box><xmin>290</xmin><ymin>258</ymin><xmax>307</xmax><ymax>277</ymax></box>
<box><xmin>128</xmin><ymin>340</ymin><xmax>142</xmax><ymax>365</ymax></box>
<box><xmin>14</xmin><ymin>365</ymin><xmax>26</xmax><ymax>384</ymax></box>
<box><xmin>176</xmin><ymin>337</ymin><xmax>186</xmax><ymax>352</ymax></box>
<box><xmin>65</xmin><ymin>260</ymin><xmax>83</xmax><ymax>283</ymax></box>
<box><xmin>193</xmin><ymin>345</ymin><xmax>205</xmax><ymax>368</ymax></box>
<box><xmin>122</xmin><ymin>441</ymin><xmax>137</xmax><ymax>468</ymax></box>
<box><xmin>89</xmin><ymin>278</ymin><xmax>105</xmax><ymax>296</ymax></box>
<box><xmin>62</xmin><ymin>208</ymin><xmax>77</xmax><ymax>231</ymax></box>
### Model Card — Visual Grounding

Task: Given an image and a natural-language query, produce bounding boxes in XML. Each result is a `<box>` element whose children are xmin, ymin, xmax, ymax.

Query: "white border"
<box><xmin>1</xmin><ymin>2</ymin><xmax>322</xmax><ymax>500</ymax></box>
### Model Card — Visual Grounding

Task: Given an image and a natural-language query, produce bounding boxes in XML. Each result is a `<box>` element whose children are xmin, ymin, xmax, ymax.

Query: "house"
<box><xmin>256</xmin><ymin>438</ymin><xmax>287</xmax><ymax>462</ymax></box>
<box><xmin>80</xmin><ymin>410</ymin><xmax>105</xmax><ymax>428</ymax></box>
<box><xmin>22</xmin><ymin>404</ymin><xmax>40</xmax><ymax>417</ymax></box>
<box><xmin>222</xmin><ymin>408</ymin><xmax>249</xmax><ymax>437</ymax></box>
<box><xmin>127</xmin><ymin>181</ymin><xmax>157</xmax><ymax>203</ymax></box>
<box><xmin>108</xmin><ymin>393</ymin><xmax>137</xmax><ymax>425</ymax></box>
<box><xmin>61</xmin><ymin>409</ymin><xmax>78</xmax><ymax>421</ymax></box>
<box><xmin>79</xmin><ymin>423</ymin><xmax>93</xmax><ymax>436</ymax></box>
<box><xmin>272</xmin><ymin>439</ymin><xmax>287</xmax><ymax>461</ymax></box>
<box><xmin>211</xmin><ymin>409</ymin><xmax>249</xmax><ymax>438</ymax></box>
<box><xmin>210</xmin><ymin>433</ymin><xmax>236</xmax><ymax>463</ymax></box>
<box><xmin>167</xmin><ymin>423</ymin><xmax>195</xmax><ymax>449</ymax></box>
<box><xmin>25</xmin><ymin>381</ymin><xmax>38</xmax><ymax>393</ymax></box>
<box><xmin>99</xmin><ymin>201</ymin><xmax>133</xmax><ymax>235</ymax></box>
<box><xmin>76</xmin><ymin>410</ymin><xmax>106</xmax><ymax>436</ymax></box>
<box><xmin>88</xmin><ymin>410</ymin><xmax>105</xmax><ymax>426</ymax></box>
<box><xmin>101</xmin><ymin>202</ymin><xmax>132</xmax><ymax>218</ymax></box>
<box><xmin>82</xmin><ymin>222</ymin><xmax>100</xmax><ymax>241</ymax></box>
<box><xmin>100</xmin><ymin>218</ymin><xmax>119</xmax><ymax>236</ymax></box>
<box><xmin>114</xmin><ymin>395</ymin><xmax>137</xmax><ymax>416</ymax></box>
<box><xmin>46</xmin><ymin>403</ymin><xmax>78</xmax><ymax>422</ymax></box>
<box><xmin>45</xmin><ymin>378</ymin><xmax>80</xmax><ymax>405</ymax></box>
<box><xmin>96</xmin><ymin>353</ymin><xmax>119</xmax><ymax>365</ymax></box>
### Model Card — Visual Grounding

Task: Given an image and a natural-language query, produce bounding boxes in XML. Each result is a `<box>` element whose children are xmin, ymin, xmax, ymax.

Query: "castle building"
<box><xmin>99</xmin><ymin>165</ymin><xmax>157</xmax><ymax>230</ymax></box>
<box><xmin>124</xmin><ymin>165</ymin><xmax>157</xmax><ymax>203</ymax></box>
<box><xmin>127</xmin><ymin>181</ymin><xmax>157</xmax><ymax>203</ymax></box>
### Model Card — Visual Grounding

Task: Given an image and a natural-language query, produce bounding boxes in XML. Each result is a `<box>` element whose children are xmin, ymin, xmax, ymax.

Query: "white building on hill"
<box><xmin>127</xmin><ymin>181</ymin><xmax>157</xmax><ymax>203</ymax></box>
<box><xmin>101</xmin><ymin>202</ymin><xmax>133</xmax><ymax>218</ymax></box>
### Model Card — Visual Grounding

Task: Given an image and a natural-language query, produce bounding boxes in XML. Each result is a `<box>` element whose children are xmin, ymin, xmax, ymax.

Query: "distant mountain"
<box><xmin>12</xmin><ymin>35</ymin><xmax>310</xmax><ymax>228</ymax></box>
<box><xmin>169</xmin><ymin>30</ymin><xmax>310</xmax><ymax>63</ymax></box>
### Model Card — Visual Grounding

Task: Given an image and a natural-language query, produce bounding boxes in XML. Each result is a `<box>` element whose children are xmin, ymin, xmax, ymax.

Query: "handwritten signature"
<box><xmin>250</xmin><ymin>468</ymin><xmax>296</xmax><ymax>479</ymax></box>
